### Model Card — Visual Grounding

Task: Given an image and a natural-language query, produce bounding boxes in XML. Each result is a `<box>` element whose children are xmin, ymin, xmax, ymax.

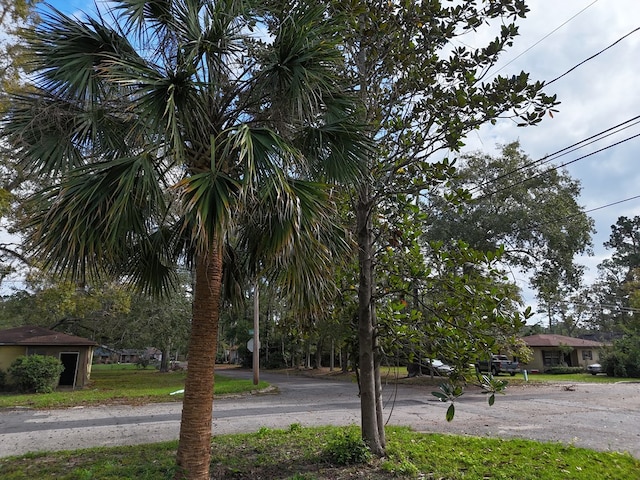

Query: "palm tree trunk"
<box><xmin>176</xmin><ymin>243</ymin><xmax>223</xmax><ymax>480</ymax></box>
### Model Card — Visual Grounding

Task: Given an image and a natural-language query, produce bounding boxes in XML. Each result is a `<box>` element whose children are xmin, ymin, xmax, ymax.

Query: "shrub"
<box><xmin>135</xmin><ymin>356</ymin><xmax>150</xmax><ymax>369</ymax></box>
<box><xmin>544</xmin><ymin>366</ymin><xmax>585</xmax><ymax>374</ymax></box>
<box><xmin>601</xmin><ymin>337</ymin><xmax>640</xmax><ymax>378</ymax></box>
<box><xmin>323</xmin><ymin>430</ymin><xmax>372</xmax><ymax>465</ymax></box>
<box><xmin>8</xmin><ymin>354</ymin><xmax>65</xmax><ymax>393</ymax></box>
<box><xmin>0</xmin><ymin>369</ymin><xmax>7</xmax><ymax>391</ymax></box>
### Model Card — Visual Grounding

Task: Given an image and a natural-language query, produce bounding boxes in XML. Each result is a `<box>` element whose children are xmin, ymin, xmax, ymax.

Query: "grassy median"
<box><xmin>1</xmin><ymin>425</ymin><xmax>639</xmax><ymax>479</ymax></box>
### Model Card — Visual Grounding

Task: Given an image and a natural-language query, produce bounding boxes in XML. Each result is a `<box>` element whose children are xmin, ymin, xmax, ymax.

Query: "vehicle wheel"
<box><xmin>510</xmin><ymin>372</ymin><xmax>516</xmax><ymax>376</ymax></box>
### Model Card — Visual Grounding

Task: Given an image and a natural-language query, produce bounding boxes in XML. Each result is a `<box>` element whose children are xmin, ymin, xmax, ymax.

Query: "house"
<box><xmin>521</xmin><ymin>334</ymin><xmax>605</xmax><ymax>372</ymax></box>
<box><xmin>93</xmin><ymin>345</ymin><xmax>120</xmax><ymax>364</ymax></box>
<box><xmin>119</xmin><ymin>348</ymin><xmax>142</xmax><ymax>363</ymax></box>
<box><xmin>0</xmin><ymin>325</ymin><xmax>97</xmax><ymax>388</ymax></box>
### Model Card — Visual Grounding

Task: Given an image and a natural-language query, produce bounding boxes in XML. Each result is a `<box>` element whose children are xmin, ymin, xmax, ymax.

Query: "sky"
<box><xmin>37</xmin><ymin>0</ymin><xmax>640</xmax><ymax>313</ymax></box>
<box><xmin>462</xmin><ymin>0</ymin><xmax>640</xmax><ymax>288</ymax></box>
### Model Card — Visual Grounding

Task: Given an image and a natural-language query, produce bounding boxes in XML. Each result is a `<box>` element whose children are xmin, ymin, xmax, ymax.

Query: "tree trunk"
<box><xmin>356</xmin><ymin>191</ymin><xmax>385</xmax><ymax>456</ymax></box>
<box><xmin>315</xmin><ymin>338</ymin><xmax>323</xmax><ymax>369</ymax></box>
<box><xmin>176</xmin><ymin>243</ymin><xmax>223</xmax><ymax>480</ymax></box>
<box><xmin>160</xmin><ymin>343</ymin><xmax>171</xmax><ymax>373</ymax></box>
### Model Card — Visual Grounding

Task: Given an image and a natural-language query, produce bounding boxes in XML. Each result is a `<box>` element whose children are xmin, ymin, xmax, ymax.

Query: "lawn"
<box><xmin>1</xmin><ymin>366</ymin><xmax>639</xmax><ymax>478</ymax></box>
<box><xmin>1</xmin><ymin>425</ymin><xmax>638</xmax><ymax>479</ymax></box>
<box><xmin>379</xmin><ymin>365</ymin><xmax>640</xmax><ymax>385</ymax></box>
<box><xmin>0</xmin><ymin>363</ymin><xmax>269</xmax><ymax>409</ymax></box>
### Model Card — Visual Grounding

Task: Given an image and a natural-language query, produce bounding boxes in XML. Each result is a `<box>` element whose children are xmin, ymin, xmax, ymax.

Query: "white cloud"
<box><xmin>466</xmin><ymin>1</ymin><xmax>640</xmax><ymax>305</ymax></box>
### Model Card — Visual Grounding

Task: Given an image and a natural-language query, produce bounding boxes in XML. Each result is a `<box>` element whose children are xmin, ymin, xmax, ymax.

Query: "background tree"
<box><xmin>426</xmin><ymin>142</ymin><xmax>594</xmax><ymax>330</ymax></box>
<box><xmin>330</xmin><ymin>0</ymin><xmax>559</xmax><ymax>454</ymax></box>
<box><xmin>586</xmin><ymin>216</ymin><xmax>640</xmax><ymax>334</ymax></box>
<box><xmin>0</xmin><ymin>0</ymin><xmax>40</xmax><ymax>286</ymax></box>
<box><xmin>586</xmin><ymin>216</ymin><xmax>640</xmax><ymax>376</ymax></box>
<box><xmin>125</xmin><ymin>289</ymin><xmax>191</xmax><ymax>372</ymax></box>
<box><xmin>2</xmin><ymin>2</ymin><xmax>368</xmax><ymax>479</ymax></box>
<box><xmin>0</xmin><ymin>274</ymin><xmax>131</xmax><ymax>337</ymax></box>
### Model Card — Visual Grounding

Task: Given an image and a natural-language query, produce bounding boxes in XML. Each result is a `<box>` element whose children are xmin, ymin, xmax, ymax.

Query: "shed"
<box><xmin>521</xmin><ymin>334</ymin><xmax>605</xmax><ymax>372</ymax></box>
<box><xmin>0</xmin><ymin>326</ymin><xmax>97</xmax><ymax>388</ymax></box>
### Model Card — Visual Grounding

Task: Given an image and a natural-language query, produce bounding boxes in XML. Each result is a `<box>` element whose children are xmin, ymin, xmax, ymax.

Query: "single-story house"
<box><xmin>521</xmin><ymin>334</ymin><xmax>605</xmax><ymax>372</ymax></box>
<box><xmin>93</xmin><ymin>345</ymin><xmax>120</xmax><ymax>364</ymax></box>
<box><xmin>0</xmin><ymin>325</ymin><xmax>97</xmax><ymax>388</ymax></box>
<box><xmin>93</xmin><ymin>346</ymin><xmax>162</xmax><ymax>364</ymax></box>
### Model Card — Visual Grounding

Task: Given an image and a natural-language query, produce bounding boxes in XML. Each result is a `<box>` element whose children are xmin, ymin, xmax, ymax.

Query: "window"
<box><xmin>582</xmin><ymin>350</ymin><xmax>592</xmax><ymax>360</ymax></box>
<box><xmin>542</xmin><ymin>350</ymin><xmax>561</xmax><ymax>366</ymax></box>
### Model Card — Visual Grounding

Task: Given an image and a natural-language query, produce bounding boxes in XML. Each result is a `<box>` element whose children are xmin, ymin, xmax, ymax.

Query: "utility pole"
<box><xmin>253</xmin><ymin>281</ymin><xmax>260</xmax><ymax>385</ymax></box>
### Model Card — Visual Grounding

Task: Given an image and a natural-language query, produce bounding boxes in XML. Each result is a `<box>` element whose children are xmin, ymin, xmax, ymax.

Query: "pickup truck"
<box><xmin>475</xmin><ymin>355</ymin><xmax>520</xmax><ymax>376</ymax></box>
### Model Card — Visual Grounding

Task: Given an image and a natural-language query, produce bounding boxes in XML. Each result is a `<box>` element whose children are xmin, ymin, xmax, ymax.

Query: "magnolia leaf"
<box><xmin>446</xmin><ymin>404</ymin><xmax>455</xmax><ymax>422</ymax></box>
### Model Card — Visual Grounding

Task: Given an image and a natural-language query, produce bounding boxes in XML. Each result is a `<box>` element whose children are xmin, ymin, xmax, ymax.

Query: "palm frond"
<box><xmin>120</xmin><ymin>224</ymin><xmax>182</xmax><ymax>297</ymax></box>
<box><xmin>258</xmin><ymin>1</ymin><xmax>343</xmax><ymax>123</ymax></box>
<box><xmin>297</xmin><ymin>96</ymin><xmax>373</xmax><ymax>183</ymax></box>
<box><xmin>25</xmin><ymin>155</ymin><xmax>168</xmax><ymax>283</ymax></box>
<box><xmin>237</xmin><ymin>177</ymin><xmax>350</xmax><ymax>310</ymax></box>
<box><xmin>175</xmin><ymin>168</ymin><xmax>240</xmax><ymax>252</ymax></box>
<box><xmin>27</xmin><ymin>7</ymin><xmax>136</xmax><ymax>103</ymax></box>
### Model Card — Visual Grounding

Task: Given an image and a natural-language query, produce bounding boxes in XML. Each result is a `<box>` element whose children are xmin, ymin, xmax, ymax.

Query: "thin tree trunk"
<box><xmin>356</xmin><ymin>191</ymin><xmax>385</xmax><ymax>456</ymax></box>
<box><xmin>372</xmin><ymin>307</ymin><xmax>386</xmax><ymax>449</ymax></box>
<box><xmin>315</xmin><ymin>338</ymin><xmax>323</xmax><ymax>369</ymax></box>
<box><xmin>330</xmin><ymin>339</ymin><xmax>335</xmax><ymax>372</ymax></box>
<box><xmin>160</xmin><ymin>343</ymin><xmax>171</xmax><ymax>373</ymax></box>
<box><xmin>176</xmin><ymin>243</ymin><xmax>223</xmax><ymax>480</ymax></box>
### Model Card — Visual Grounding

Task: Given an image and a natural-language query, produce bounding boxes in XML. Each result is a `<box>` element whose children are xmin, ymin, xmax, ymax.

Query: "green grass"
<box><xmin>379</xmin><ymin>365</ymin><xmax>640</xmax><ymax>385</ymax></box>
<box><xmin>1</xmin><ymin>425</ymin><xmax>638</xmax><ymax>479</ymax></box>
<box><xmin>0</xmin><ymin>364</ymin><xmax>269</xmax><ymax>409</ymax></box>
<box><xmin>516</xmin><ymin>372</ymin><xmax>640</xmax><ymax>383</ymax></box>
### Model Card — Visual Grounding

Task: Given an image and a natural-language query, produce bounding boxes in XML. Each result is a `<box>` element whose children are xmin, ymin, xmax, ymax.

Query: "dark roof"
<box><xmin>0</xmin><ymin>326</ymin><xmax>97</xmax><ymax>346</ymax></box>
<box><xmin>522</xmin><ymin>334</ymin><xmax>604</xmax><ymax>348</ymax></box>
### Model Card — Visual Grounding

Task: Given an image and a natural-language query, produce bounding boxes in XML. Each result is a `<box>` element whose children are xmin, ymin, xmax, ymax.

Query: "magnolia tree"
<box><xmin>328</xmin><ymin>0</ymin><xmax>559</xmax><ymax>454</ymax></box>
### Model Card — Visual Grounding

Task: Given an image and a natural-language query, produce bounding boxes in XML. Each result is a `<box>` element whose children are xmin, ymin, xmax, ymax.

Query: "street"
<box><xmin>1</xmin><ymin>368</ymin><xmax>638</xmax><ymax>459</ymax></box>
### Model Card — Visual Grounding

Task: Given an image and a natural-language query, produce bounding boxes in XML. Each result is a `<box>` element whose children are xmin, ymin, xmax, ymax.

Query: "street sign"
<box><xmin>247</xmin><ymin>339</ymin><xmax>254</xmax><ymax>352</ymax></box>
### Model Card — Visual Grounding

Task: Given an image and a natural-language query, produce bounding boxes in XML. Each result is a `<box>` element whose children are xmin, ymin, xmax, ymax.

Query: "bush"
<box><xmin>135</xmin><ymin>356</ymin><xmax>150</xmax><ymax>369</ymax></box>
<box><xmin>0</xmin><ymin>369</ymin><xmax>7</xmax><ymax>391</ymax></box>
<box><xmin>323</xmin><ymin>430</ymin><xmax>372</xmax><ymax>465</ymax></box>
<box><xmin>8</xmin><ymin>355</ymin><xmax>65</xmax><ymax>393</ymax></box>
<box><xmin>601</xmin><ymin>337</ymin><xmax>640</xmax><ymax>378</ymax></box>
<box><xmin>544</xmin><ymin>366</ymin><xmax>585</xmax><ymax>374</ymax></box>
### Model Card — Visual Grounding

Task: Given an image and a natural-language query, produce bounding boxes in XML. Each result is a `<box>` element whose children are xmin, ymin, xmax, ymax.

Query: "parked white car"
<box><xmin>407</xmin><ymin>358</ymin><xmax>454</xmax><ymax>377</ymax></box>
<box><xmin>587</xmin><ymin>363</ymin><xmax>603</xmax><ymax>375</ymax></box>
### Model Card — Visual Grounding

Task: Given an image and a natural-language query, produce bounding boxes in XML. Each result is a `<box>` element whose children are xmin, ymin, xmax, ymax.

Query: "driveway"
<box><xmin>0</xmin><ymin>368</ymin><xmax>638</xmax><ymax>459</ymax></box>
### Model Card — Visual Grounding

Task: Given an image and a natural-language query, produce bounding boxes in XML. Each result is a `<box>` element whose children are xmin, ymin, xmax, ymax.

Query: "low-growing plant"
<box><xmin>382</xmin><ymin>458</ymin><xmax>419</xmax><ymax>476</ymax></box>
<box><xmin>8</xmin><ymin>354</ymin><xmax>65</xmax><ymax>393</ymax></box>
<box><xmin>288</xmin><ymin>423</ymin><xmax>302</xmax><ymax>433</ymax></box>
<box><xmin>323</xmin><ymin>430</ymin><xmax>372</xmax><ymax>465</ymax></box>
<box><xmin>545</xmin><ymin>366</ymin><xmax>585</xmax><ymax>374</ymax></box>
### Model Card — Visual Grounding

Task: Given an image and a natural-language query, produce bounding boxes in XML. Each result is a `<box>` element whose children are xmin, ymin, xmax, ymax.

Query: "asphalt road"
<box><xmin>1</xmin><ymin>368</ymin><xmax>639</xmax><ymax>459</ymax></box>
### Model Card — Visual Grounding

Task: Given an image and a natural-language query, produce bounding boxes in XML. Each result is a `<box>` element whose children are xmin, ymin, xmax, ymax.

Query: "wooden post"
<box><xmin>253</xmin><ymin>282</ymin><xmax>259</xmax><ymax>385</ymax></box>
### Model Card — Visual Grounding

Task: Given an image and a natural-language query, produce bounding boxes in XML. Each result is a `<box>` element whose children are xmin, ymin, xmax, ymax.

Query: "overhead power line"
<box><xmin>469</xmin><ymin>114</ymin><xmax>640</xmax><ymax>194</ymax></box>
<box><xmin>547</xmin><ymin>26</ymin><xmax>640</xmax><ymax>86</ymax></box>
<box><xmin>473</xmin><ymin>130</ymin><xmax>640</xmax><ymax>202</ymax></box>
<box><xmin>489</xmin><ymin>0</ymin><xmax>600</xmax><ymax>79</ymax></box>
<box><xmin>584</xmin><ymin>195</ymin><xmax>640</xmax><ymax>215</ymax></box>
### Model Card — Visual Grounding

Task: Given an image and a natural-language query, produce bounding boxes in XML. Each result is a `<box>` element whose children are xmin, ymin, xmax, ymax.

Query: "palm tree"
<box><xmin>2</xmin><ymin>1</ymin><xmax>367</xmax><ymax>478</ymax></box>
